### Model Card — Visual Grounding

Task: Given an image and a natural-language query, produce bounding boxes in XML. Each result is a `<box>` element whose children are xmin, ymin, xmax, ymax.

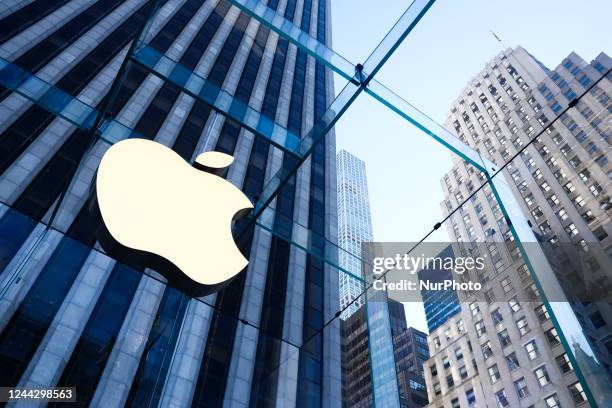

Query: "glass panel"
<box><xmin>360</xmin><ymin>0</ymin><xmax>436</xmax><ymax>80</ymax></box>
<box><xmin>131</xmin><ymin>44</ymin><xmax>302</xmax><ymax>156</ymax></box>
<box><xmin>1</xmin><ymin>0</ymin><xmax>608</xmax><ymax>406</ymax></box>
<box><xmin>223</xmin><ymin>0</ymin><xmax>356</xmax><ymax>81</ymax></box>
<box><xmin>0</xmin><ymin>57</ymin><xmax>141</xmax><ymax>144</ymax></box>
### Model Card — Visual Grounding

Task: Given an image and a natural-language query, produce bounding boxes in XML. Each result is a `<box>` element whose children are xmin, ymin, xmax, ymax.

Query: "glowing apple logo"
<box><xmin>90</xmin><ymin>138</ymin><xmax>253</xmax><ymax>296</ymax></box>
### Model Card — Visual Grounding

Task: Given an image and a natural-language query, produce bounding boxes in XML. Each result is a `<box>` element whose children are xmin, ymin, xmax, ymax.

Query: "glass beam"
<box><xmin>0</xmin><ymin>57</ymin><xmax>139</xmax><ymax>144</ymax></box>
<box><xmin>360</xmin><ymin>0</ymin><xmax>436</xmax><ymax>81</ymax></box>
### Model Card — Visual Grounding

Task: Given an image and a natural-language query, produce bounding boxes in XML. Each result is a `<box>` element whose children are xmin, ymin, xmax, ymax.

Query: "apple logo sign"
<box><xmin>89</xmin><ymin>138</ymin><xmax>253</xmax><ymax>296</ymax></box>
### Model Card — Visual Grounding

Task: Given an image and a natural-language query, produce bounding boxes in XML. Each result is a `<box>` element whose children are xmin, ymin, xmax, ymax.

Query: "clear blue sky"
<box><xmin>330</xmin><ymin>0</ymin><xmax>612</xmax><ymax>332</ymax></box>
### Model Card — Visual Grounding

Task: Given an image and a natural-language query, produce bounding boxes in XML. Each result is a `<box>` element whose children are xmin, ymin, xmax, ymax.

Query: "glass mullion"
<box><xmin>365</xmin><ymin>282</ymin><xmax>402</xmax><ymax>407</ymax></box>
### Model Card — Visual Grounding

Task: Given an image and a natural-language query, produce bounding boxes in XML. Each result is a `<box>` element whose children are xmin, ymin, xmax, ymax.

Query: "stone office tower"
<box><xmin>424</xmin><ymin>48</ymin><xmax>610</xmax><ymax>407</ymax></box>
<box><xmin>0</xmin><ymin>0</ymin><xmax>341</xmax><ymax>406</ymax></box>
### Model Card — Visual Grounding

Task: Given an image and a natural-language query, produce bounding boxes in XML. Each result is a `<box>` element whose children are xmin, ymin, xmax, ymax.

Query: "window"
<box><xmin>594</xmin><ymin>226</ymin><xmax>609</xmax><ymax>241</ymax></box>
<box><xmin>514</xmin><ymin>377</ymin><xmax>530</xmax><ymax>398</ymax></box>
<box><xmin>466</xmin><ymin>389</ymin><xmax>476</xmax><ymax>406</ymax></box>
<box><xmin>545</xmin><ymin>328</ymin><xmax>561</xmax><ymax>346</ymax></box>
<box><xmin>498</xmin><ymin>329</ymin><xmax>512</xmax><ymax>348</ymax></box>
<box><xmin>535</xmin><ymin>365</ymin><xmax>550</xmax><ymax>386</ymax></box>
<box><xmin>444</xmin><ymin>328</ymin><xmax>452</xmax><ymax>340</ymax></box>
<box><xmin>433</xmin><ymin>382</ymin><xmax>441</xmax><ymax>396</ymax></box>
<box><xmin>565</xmin><ymin>223</ymin><xmax>579</xmax><ymax>236</ymax></box>
<box><xmin>446</xmin><ymin>374</ymin><xmax>454</xmax><ymax>388</ymax></box>
<box><xmin>545</xmin><ymin>394</ymin><xmax>561</xmax><ymax>408</ymax></box>
<box><xmin>555</xmin><ymin>353</ymin><xmax>574</xmax><ymax>374</ymax></box>
<box><xmin>430</xmin><ymin>364</ymin><xmax>438</xmax><ymax>377</ymax></box>
<box><xmin>457</xmin><ymin>319</ymin><xmax>465</xmax><ymax>334</ymax></box>
<box><xmin>410</xmin><ymin>380</ymin><xmax>425</xmax><ymax>391</ymax></box>
<box><xmin>491</xmin><ymin>308</ymin><xmax>503</xmax><ymax>325</ymax></box>
<box><xmin>540</xmin><ymin>181</ymin><xmax>551</xmax><ymax>192</ymax></box>
<box><xmin>475</xmin><ymin>320</ymin><xmax>486</xmax><ymax>337</ymax></box>
<box><xmin>582</xmin><ymin>210</ymin><xmax>595</xmax><ymax>223</ymax></box>
<box><xmin>574</xmin><ymin>195</ymin><xmax>586</xmax><ymax>207</ymax></box>
<box><xmin>508</xmin><ymin>297</ymin><xmax>521</xmax><ymax>313</ymax></box>
<box><xmin>501</xmin><ymin>277</ymin><xmax>513</xmax><ymax>293</ymax></box>
<box><xmin>495</xmin><ymin>389</ymin><xmax>509</xmax><ymax>407</ymax></box>
<box><xmin>505</xmin><ymin>352</ymin><xmax>520</xmax><ymax>371</ymax></box>
<box><xmin>433</xmin><ymin>336</ymin><xmax>441</xmax><ymax>349</ymax></box>
<box><xmin>525</xmin><ymin>340</ymin><xmax>539</xmax><ymax>360</ymax></box>
<box><xmin>557</xmin><ymin>208</ymin><xmax>568</xmax><ymax>221</ymax></box>
<box><xmin>470</xmin><ymin>302</ymin><xmax>480</xmax><ymax>316</ymax></box>
<box><xmin>517</xmin><ymin>264</ymin><xmax>530</xmax><ymax>282</ymax></box>
<box><xmin>455</xmin><ymin>347</ymin><xmax>464</xmax><ymax>361</ymax></box>
<box><xmin>516</xmin><ymin>316</ymin><xmax>530</xmax><ymax>336</ymax></box>
<box><xmin>589</xmin><ymin>311</ymin><xmax>606</xmax><ymax>329</ymax></box>
<box><xmin>548</xmin><ymin>194</ymin><xmax>560</xmax><ymax>206</ymax></box>
<box><xmin>535</xmin><ymin>304</ymin><xmax>550</xmax><ymax>323</ymax></box>
<box><xmin>451</xmin><ymin>398</ymin><xmax>460</xmax><ymax>408</ymax></box>
<box><xmin>488</xmin><ymin>364</ymin><xmax>501</xmax><ymax>383</ymax></box>
<box><xmin>569</xmin><ymin>381</ymin><xmax>587</xmax><ymax>404</ymax></box>
<box><xmin>443</xmin><ymin>356</ymin><xmax>450</xmax><ymax>369</ymax></box>
<box><xmin>484</xmin><ymin>288</ymin><xmax>496</xmax><ymax>303</ymax></box>
<box><xmin>481</xmin><ymin>341</ymin><xmax>493</xmax><ymax>359</ymax></box>
<box><xmin>459</xmin><ymin>365</ymin><xmax>468</xmax><ymax>379</ymax></box>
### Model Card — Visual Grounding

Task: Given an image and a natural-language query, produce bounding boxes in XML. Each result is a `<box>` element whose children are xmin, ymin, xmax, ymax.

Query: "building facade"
<box><xmin>393</xmin><ymin>326</ymin><xmax>430</xmax><ymax>407</ymax></box>
<box><xmin>0</xmin><ymin>0</ymin><xmax>342</xmax><ymax>406</ymax></box>
<box><xmin>423</xmin><ymin>48</ymin><xmax>611</xmax><ymax>407</ymax></box>
<box><xmin>341</xmin><ymin>299</ymin><xmax>429</xmax><ymax>408</ymax></box>
<box><xmin>340</xmin><ymin>305</ymin><xmax>373</xmax><ymax>408</ymax></box>
<box><xmin>336</xmin><ymin>149</ymin><xmax>374</xmax><ymax>319</ymax></box>
<box><xmin>417</xmin><ymin>245</ymin><xmax>461</xmax><ymax>333</ymax></box>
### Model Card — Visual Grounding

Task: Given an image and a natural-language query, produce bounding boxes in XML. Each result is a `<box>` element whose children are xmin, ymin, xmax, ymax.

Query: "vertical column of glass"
<box><xmin>365</xmin><ymin>286</ymin><xmax>402</xmax><ymax>407</ymax></box>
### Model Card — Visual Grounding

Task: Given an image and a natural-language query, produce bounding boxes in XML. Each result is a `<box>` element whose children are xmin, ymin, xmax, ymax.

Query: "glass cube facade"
<box><xmin>0</xmin><ymin>0</ymin><xmax>610</xmax><ymax>407</ymax></box>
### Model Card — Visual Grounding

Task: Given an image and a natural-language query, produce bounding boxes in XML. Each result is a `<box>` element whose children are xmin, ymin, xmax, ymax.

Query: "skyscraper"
<box><xmin>336</xmin><ymin>149</ymin><xmax>374</xmax><ymax>319</ymax></box>
<box><xmin>424</xmin><ymin>48</ymin><xmax>610</xmax><ymax>407</ymax></box>
<box><xmin>417</xmin><ymin>245</ymin><xmax>461</xmax><ymax>333</ymax></box>
<box><xmin>0</xmin><ymin>1</ymin><xmax>341</xmax><ymax>406</ymax></box>
<box><xmin>341</xmin><ymin>299</ymin><xmax>429</xmax><ymax>408</ymax></box>
<box><xmin>392</xmin><ymin>323</ymin><xmax>429</xmax><ymax>407</ymax></box>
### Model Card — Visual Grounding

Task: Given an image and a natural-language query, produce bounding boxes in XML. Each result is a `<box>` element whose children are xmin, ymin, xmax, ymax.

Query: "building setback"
<box><xmin>0</xmin><ymin>0</ymin><xmax>341</xmax><ymax>406</ymax></box>
<box><xmin>424</xmin><ymin>48</ymin><xmax>611</xmax><ymax>407</ymax></box>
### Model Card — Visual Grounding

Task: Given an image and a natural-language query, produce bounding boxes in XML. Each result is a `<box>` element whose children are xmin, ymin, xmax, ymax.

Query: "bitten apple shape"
<box><xmin>91</xmin><ymin>138</ymin><xmax>253</xmax><ymax>296</ymax></box>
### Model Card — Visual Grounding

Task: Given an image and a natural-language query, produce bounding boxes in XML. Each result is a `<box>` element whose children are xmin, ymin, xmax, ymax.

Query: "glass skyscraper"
<box><xmin>417</xmin><ymin>245</ymin><xmax>460</xmax><ymax>333</ymax></box>
<box><xmin>0</xmin><ymin>0</ymin><xmax>341</xmax><ymax>406</ymax></box>
<box><xmin>336</xmin><ymin>149</ymin><xmax>373</xmax><ymax>319</ymax></box>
